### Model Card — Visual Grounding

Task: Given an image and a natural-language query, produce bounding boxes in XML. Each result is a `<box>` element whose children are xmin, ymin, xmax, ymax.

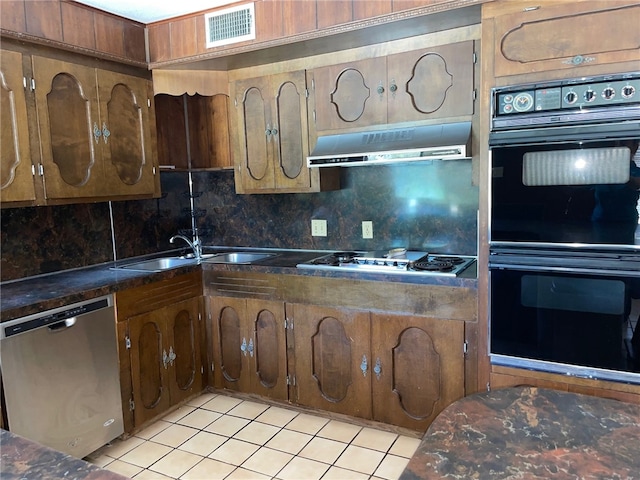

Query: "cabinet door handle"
<box><xmin>265</xmin><ymin>123</ymin><xmax>272</xmax><ymax>138</ymax></box>
<box><xmin>271</xmin><ymin>124</ymin><xmax>278</xmax><ymax>137</ymax></box>
<box><xmin>373</xmin><ymin>357</ymin><xmax>382</xmax><ymax>380</ymax></box>
<box><xmin>93</xmin><ymin>122</ymin><xmax>102</xmax><ymax>144</ymax></box>
<box><xmin>102</xmin><ymin>122</ymin><xmax>111</xmax><ymax>144</ymax></box>
<box><xmin>241</xmin><ymin>337</ymin><xmax>247</xmax><ymax>356</ymax></box>
<box><xmin>162</xmin><ymin>349</ymin><xmax>169</xmax><ymax>369</ymax></box>
<box><xmin>248</xmin><ymin>337</ymin><xmax>254</xmax><ymax>357</ymax></box>
<box><xmin>377</xmin><ymin>83</ymin><xmax>385</xmax><ymax>97</ymax></box>
<box><xmin>168</xmin><ymin>346</ymin><xmax>176</xmax><ymax>366</ymax></box>
<box><xmin>389</xmin><ymin>80</ymin><xmax>398</xmax><ymax>97</ymax></box>
<box><xmin>360</xmin><ymin>354</ymin><xmax>368</xmax><ymax>377</ymax></box>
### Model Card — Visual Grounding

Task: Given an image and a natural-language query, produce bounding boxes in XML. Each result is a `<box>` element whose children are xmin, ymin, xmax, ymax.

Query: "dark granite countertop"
<box><xmin>1</xmin><ymin>246</ymin><xmax>477</xmax><ymax>322</ymax></box>
<box><xmin>400</xmin><ymin>386</ymin><xmax>640</xmax><ymax>479</ymax></box>
<box><xmin>0</xmin><ymin>429</ymin><xmax>127</xmax><ymax>480</ymax></box>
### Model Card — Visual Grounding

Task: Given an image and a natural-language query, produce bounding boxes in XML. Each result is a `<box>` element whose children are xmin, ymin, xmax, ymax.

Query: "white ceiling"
<box><xmin>74</xmin><ymin>0</ymin><xmax>235</xmax><ymax>24</ymax></box>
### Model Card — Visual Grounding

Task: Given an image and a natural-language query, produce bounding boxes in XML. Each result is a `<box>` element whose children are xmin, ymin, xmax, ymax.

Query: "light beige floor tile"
<box><xmin>201</xmin><ymin>395</ymin><xmax>243</xmax><ymax>413</ymax></box>
<box><xmin>226</xmin><ymin>467</ymin><xmax>271</xmax><ymax>480</ymax></box>
<box><xmin>352</xmin><ymin>427</ymin><xmax>398</xmax><ymax>452</ymax></box>
<box><xmin>86</xmin><ymin>454</ymin><xmax>112</xmax><ymax>468</ymax></box>
<box><xmin>234</xmin><ymin>421</ymin><xmax>280</xmax><ymax>445</ymax></box>
<box><xmin>205</xmin><ymin>415</ymin><xmax>250</xmax><ymax>437</ymax></box>
<box><xmin>120</xmin><ymin>441</ymin><xmax>173</xmax><ymax>468</ymax></box>
<box><xmin>104</xmin><ymin>459</ymin><xmax>143</xmax><ymax>477</ymax></box>
<box><xmin>255</xmin><ymin>406</ymin><xmax>299</xmax><ymax>427</ymax></box>
<box><xmin>373</xmin><ymin>454</ymin><xmax>410</xmax><ymax>480</ymax></box>
<box><xmin>227</xmin><ymin>400</ymin><xmax>270</xmax><ymax>420</ymax></box>
<box><xmin>102</xmin><ymin>436</ymin><xmax>146</xmax><ymax>459</ymax></box>
<box><xmin>162</xmin><ymin>405</ymin><xmax>196</xmax><ymax>423</ymax></box>
<box><xmin>149</xmin><ymin>448</ymin><xmax>202</xmax><ymax>478</ymax></box>
<box><xmin>388</xmin><ymin>436</ymin><xmax>421</xmax><ymax>458</ymax></box>
<box><xmin>176</xmin><ymin>408</ymin><xmax>222</xmax><ymax>429</ymax></box>
<box><xmin>242</xmin><ymin>446</ymin><xmax>293</xmax><ymax>477</ymax></box>
<box><xmin>334</xmin><ymin>445</ymin><xmax>385</xmax><ymax>475</ymax></box>
<box><xmin>275</xmin><ymin>456</ymin><xmax>329</xmax><ymax>480</ymax></box>
<box><xmin>208</xmin><ymin>438</ymin><xmax>260</xmax><ymax>466</ymax></box>
<box><xmin>298</xmin><ymin>436</ymin><xmax>347</xmax><ymax>464</ymax></box>
<box><xmin>136</xmin><ymin>420</ymin><xmax>173</xmax><ymax>440</ymax></box>
<box><xmin>265</xmin><ymin>428</ymin><xmax>312</xmax><ymax>455</ymax></box>
<box><xmin>180</xmin><ymin>457</ymin><xmax>235</xmax><ymax>480</ymax></box>
<box><xmin>321</xmin><ymin>465</ymin><xmax>370</xmax><ymax>480</ymax></box>
<box><xmin>284</xmin><ymin>413</ymin><xmax>329</xmax><ymax>435</ymax></box>
<box><xmin>178</xmin><ymin>431</ymin><xmax>227</xmax><ymax>457</ymax></box>
<box><xmin>317</xmin><ymin>420</ymin><xmax>361</xmax><ymax>443</ymax></box>
<box><xmin>151</xmin><ymin>423</ymin><xmax>199</xmax><ymax>448</ymax></box>
<box><xmin>186</xmin><ymin>392</ymin><xmax>218</xmax><ymax>407</ymax></box>
<box><xmin>134</xmin><ymin>468</ymin><xmax>174</xmax><ymax>479</ymax></box>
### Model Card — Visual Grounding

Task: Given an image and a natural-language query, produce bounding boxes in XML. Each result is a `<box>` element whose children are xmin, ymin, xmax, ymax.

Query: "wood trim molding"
<box><xmin>152</xmin><ymin>69</ymin><xmax>229</xmax><ymax>96</ymax></box>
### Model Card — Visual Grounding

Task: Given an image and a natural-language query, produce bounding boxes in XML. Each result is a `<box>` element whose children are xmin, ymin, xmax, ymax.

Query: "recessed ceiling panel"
<box><xmin>74</xmin><ymin>0</ymin><xmax>234</xmax><ymax>23</ymax></box>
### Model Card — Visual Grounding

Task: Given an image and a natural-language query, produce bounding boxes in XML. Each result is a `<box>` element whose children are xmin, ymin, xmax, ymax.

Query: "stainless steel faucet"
<box><xmin>169</xmin><ymin>234</ymin><xmax>202</xmax><ymax>260</ymax></box>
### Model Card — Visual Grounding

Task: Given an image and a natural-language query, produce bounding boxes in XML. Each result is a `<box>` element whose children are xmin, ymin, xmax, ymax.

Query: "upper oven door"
<box><xmin>490</xmin><ymin>139</ymin><xmax>640</xmax><ymax>250</ymax></box>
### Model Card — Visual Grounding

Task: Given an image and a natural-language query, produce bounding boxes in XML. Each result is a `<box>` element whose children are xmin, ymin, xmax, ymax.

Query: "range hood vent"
<box><xmin>308</xmin><ymin>122</ymin><xmax>471</xmax><ymax>167</ymax></box>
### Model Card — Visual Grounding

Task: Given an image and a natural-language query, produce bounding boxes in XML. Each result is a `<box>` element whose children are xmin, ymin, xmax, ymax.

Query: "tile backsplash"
<box><xmin>0</xmin><ymin>160</ymin><xmax>477</xmax><ymax>282</ymax></box>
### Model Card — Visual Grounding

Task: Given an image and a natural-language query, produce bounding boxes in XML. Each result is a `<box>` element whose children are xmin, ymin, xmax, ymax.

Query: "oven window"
<box><xmin>490</xmin><ymin>268</ymin><xmax>638</xmax><ymax>376</ymax></box>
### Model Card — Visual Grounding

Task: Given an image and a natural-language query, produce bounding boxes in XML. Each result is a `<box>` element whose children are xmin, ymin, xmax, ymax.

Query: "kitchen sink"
<box><xmin>113</xmin><ymin>254</ymin><xmax>215</xmax><ymax>272</ymax></box>
<box><xmin>204</xmin><ymin>252</ymin><xmax>276</xmax><ymax>264</ymax></box>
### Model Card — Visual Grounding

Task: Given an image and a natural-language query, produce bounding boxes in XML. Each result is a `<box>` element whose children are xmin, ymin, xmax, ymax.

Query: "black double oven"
<box><xmin>489</xmin><ymin>72</ymin><xmax>640</xmax><ymax>384</ymax></box>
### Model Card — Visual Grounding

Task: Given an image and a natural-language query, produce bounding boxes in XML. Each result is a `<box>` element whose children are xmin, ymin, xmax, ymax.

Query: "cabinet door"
<box><xmin>312</xmin><ymin>57</ymin><xmax>387</xmax><ymax>131</ymax></box>
<box><xmin>97</xmin><ymin>69</ymin><xmax>156</xmax><ymax>196</ymax></box>
<box><xmin>371</xmin><ymin>314</ymin><xmax>465</xmax><ymax>430</ymax></box>
<box><xmin>291</xmin><ymin>303</ymin><xmax>372</xmax><ymax>419</ymax></box>
<box><xmin>128</xmin><ymin>310</ymin><xmax>171</xmax><ymax>428</ymax></box>
<box><xmin>1</xmin><ymin>50</ymin><xmax>36</xmax><ymax>203</ymax></box>
<box><xmin>231</xmin><ymin>76</ymin><xmax>274</xmax><ymax>192</ymax></box>
<box><xmin>488</xmin><ymin>1</ymin><xmax>640</xmax><ymax>78</ymax></box>
<box><xmin>246</xmin><ymin>298</ymin><xmax>288</xmax><ymax>400</ymax></box>
<box><xmin>32</xmin><ymin>56</ymin><xmax>103</xmax><ymax>199</ymax></box>
<box><xmin>271</xmin><ymin>71</ymin><xmax>312</xmax><ymax>191</ymax></box>
<box><xmin>165</xmin><ymin>297</ymin><xmax>204</xmax><ymax>405</ymax></box>
<box><xmin>209</xmin><ymin>296</ymin><xmax>251</xmax><ymax>392</ymax></box>
<box><xmin>387</xmin><ymin>41</ymin><xmax>475</xmax><ymax>124</ymax></box>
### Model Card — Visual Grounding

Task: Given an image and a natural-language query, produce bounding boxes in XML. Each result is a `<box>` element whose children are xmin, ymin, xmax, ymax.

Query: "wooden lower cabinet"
<box><xmin>290</xmin><ymin>303</ymin><xmax>466</xmax><ymax>431</ymax></box>
<box><xmin>116</xmin><ymin>272</ymin><xmax>204</xmax><ymax>433</ymax></box>
<box><xmin>209</xmin><ymin>296</ymin><xmax>288</xmax><ymax>401</ymax></box>
<box><xmin>371</xmin><ymin>313</ymin><xmax>465</xmax><ymax>430</ymax></box>
<box><xmin>290</xmin><ymin>304</ymin><xmax>373</xmax><ymax>419</ymax></box>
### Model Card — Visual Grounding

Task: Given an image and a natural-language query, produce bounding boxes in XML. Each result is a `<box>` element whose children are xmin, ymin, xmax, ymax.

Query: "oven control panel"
<box><xmin>495</xmin><ymin>74</ymin><xmax>640</xmax><ymax>116</ymax></box>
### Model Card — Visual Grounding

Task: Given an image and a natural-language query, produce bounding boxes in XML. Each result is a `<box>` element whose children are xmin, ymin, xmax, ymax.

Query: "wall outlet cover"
<box><xmin>311</xmin><ymin>219</ymin><xmax>327</xmax><ymax>237</ymax></box>
<box><xmin>362</xmin><ymin>221</ymin><xmax>373</xmax><ymax>239</ymax></box>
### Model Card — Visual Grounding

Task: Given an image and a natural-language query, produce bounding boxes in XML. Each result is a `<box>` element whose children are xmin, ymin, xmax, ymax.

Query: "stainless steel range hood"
<box><xmin>307</xmin><ymin>121</ymin><xmax>471</xmax><ymax>167</ymax></box>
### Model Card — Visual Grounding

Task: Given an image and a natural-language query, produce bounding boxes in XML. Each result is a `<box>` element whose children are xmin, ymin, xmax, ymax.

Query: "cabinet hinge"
<box><xmin>311</xmin><ymin>78</ymin><xmax>315</xmax><ymax>90</ymax></box>
<box><xmin>472</xmin><ymin>51</ymin><xmax>477</xmax><ymax>64</ymax></box>
<box><xmin>463</xmin><ymin>340</ymin><xmax>468</xmax><ymax>355</ymax></box>
<box><xmin>37</xmin><ymin>164</ymin><xmax>44</xmax><ymax>176</ymax></box>
<box><xmin>152</xmin><ymin>166</ymin><xmax>157</xmax><ymax>175</ymax></box>
<box><xmin>198</xmin><ymin>312</ymin><xmax>202</xmax><ymax>322</ymax></box>
<box><xmin>286</xmin><ymin>374</ymin><xmax>296</xmax><ymax>386</ymax></box>
<box><xmin>285</xmin><ymin>317</ymin><xmax>293</xmax><ymax>330</ymax></box>
<box><xmin>305</xmin><ymin>88</ymin><xmax>309</xmax><ymax>98</ymax></box>
<box><xmin>234</xmin><ymin>98</ymin><xmax>238</xmax><ymax>107</ymax></box>
<box><xmin>31</xmin><ymin>164</ymin><xmax>36</xmax><ymax>176</ymax></box>
<box><xmin>129</xmin><ymin>398</ymin><xmax>135</xmax><ymax>411</ymax></box>
<box><xmin>148</xmin><ymin>98</ymin><xmax>151</xmax><ymax>108</ymax></box>
<box><xmin>313</xmin><ymin>110</ymin><xmax>316</xmax><ymax>123</ymax></box>
<box><xmin>201</xmin><ymin>365</ymin><xmax>204</xmax><ymax>374</ymax></box>
<box><xmin>211</xmin><ymin>362</ymin><xmax>215</xmax><ymax>372</ymax></box>
<box><xmin>486</xmin><ymin>382</ymin><xmax>491</xmax><ymax>392</ymax></box>
<box><xmin>23</xmin><ymin>76</ymin><xmax>27</xmax><ymax>89</ymax></box>
<box><xmin>30</xmin><ymin>78</ymin><xmax>35</xmax><ymax>91</ymax></box>
<box><xmin>125</xmin><ymin>336</ymin><xmax>131</xmax><ymax>349</ymax></box>
<box><xmin>472</xmin><ymin>89</ymin><xmax>477</xmax><ymax>101</ymax></box>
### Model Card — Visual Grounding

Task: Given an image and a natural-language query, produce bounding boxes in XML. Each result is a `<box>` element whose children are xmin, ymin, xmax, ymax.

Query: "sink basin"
<box><xmin>114</xmin><ymin>256</ymin><xmax>198</xmax><ymax>272</ymax></box>
<box><xmin>204</xmin><ymin>252</ymin><xmax>276</xmax><ymax>264</ymax></box>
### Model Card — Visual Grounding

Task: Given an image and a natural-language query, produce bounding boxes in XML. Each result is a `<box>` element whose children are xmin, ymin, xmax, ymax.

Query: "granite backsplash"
<box><xmin>0</xmin><ymin>160</ymin><xmax>478</xmax><ymax>282</ymax></box>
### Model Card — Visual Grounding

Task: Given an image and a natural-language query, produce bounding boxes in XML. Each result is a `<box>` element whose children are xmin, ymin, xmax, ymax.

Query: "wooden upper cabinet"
<box><xmin>311</xmin><ymin>41</ymin><xmax>475</xmax><ymax>132</ymax></box>
<box><xmin>230</xmin><ymin>71</ymin><xmax>338</xmax><ymax>194</ymax></box>
<box><xmin>485</xmin><ymin>0</ymin><xmax>640</xmax><ymax>79</ymax></box>
<box><xmin>32</xmin><ymin>56</ymin><xmax>157</xmax><ymax>200</ymax></box>
<box><xmin>1</xmin><ymin>49</ymin><xmax>36</xmax><ymax>204</ymax></box>
<box><xmin>371</xmin><ymin>313</ymin><xmax>465</xmax><ymax>431</ymax></box>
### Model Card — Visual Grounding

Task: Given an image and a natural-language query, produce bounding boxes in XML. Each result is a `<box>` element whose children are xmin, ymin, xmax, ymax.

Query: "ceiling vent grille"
<box><xmin>205</xmin><ymin>3</ymin><xmax>255</xmax><ymax>49</ymax></box>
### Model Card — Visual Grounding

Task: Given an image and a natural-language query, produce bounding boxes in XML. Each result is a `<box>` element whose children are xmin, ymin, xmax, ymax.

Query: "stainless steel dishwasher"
<box><xmin>0</xmin><ymin>294</ymin><xmax>123</xmax><ymax>458</ymax></box>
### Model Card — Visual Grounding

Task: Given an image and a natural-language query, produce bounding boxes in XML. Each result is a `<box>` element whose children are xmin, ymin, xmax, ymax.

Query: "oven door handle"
<box><xmin>489</xmin><ymin>262</ymin><xmax>640</xmax><ymax>277</ymax></box>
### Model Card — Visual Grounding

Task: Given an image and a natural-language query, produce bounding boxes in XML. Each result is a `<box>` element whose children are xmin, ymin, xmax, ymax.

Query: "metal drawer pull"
<box><xmin>360</xmin><ymin>354</ymin><xmax>368</xmax><ymax>377</ymax></box>
<box><xmin>93</xmin><ymin>122</ymin><xmax>102</xmax><ymax>144</ymax></box>
<box><xmin>102</xmin><ymin>122</ymin><xmax>110</xmax><ymax>144</ymax></box>
<box><xmin>162</xmin><ymin>349</ymin><xmax>169</xmax><ymax>369</ymax></box>
<box><xmin>241</xmin><ymin>337</ymin><xmax>247</xmax><ymax>356</ymax></box>
<box><xmin>248</xmin><ymin>338</ymin><xmax>254</xmax><ymax>357</ymax></box>
<box><xmin>168</xmin><ymin>346</ymin><xmax>176</xmax><ymax>366</ymax></box>
<box><xmin>374</xmin><ymin>357</ymin><xmax>382</xmax><ymax>380</ymax></box>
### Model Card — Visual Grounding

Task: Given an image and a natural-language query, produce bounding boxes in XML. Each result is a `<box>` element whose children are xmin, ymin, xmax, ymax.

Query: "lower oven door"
<box><xmin>490</xmin><ymin>265</ymin><xmax>640</xmax><ymax>384</ymax></box>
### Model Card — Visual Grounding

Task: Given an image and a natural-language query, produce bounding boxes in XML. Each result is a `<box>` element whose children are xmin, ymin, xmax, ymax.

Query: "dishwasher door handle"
<box><xmin>48</xmin><ymin>318</ymin><xmax>76</xmax><ymax>332</ymax></box>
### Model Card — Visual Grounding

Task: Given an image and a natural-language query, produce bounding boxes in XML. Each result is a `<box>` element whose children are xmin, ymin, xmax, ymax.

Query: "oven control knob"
<box><xmin>565</xmin><ymin>91</ymin><xmax>578</xmax><ymax>104</ymax></box>
<box><xmin>602</xmin><ymin>87</ymin><xmax>615</xmax><ymax>100</ymax></box>
<box><xmin>583</xmin><ymin>89</ymin><xmax>597</xmax><ymax>102</ymax></box>
<box><xmin>622</xmin><ymin>85</ymin><xmax>636</xmax><ymax>99</ymax></box>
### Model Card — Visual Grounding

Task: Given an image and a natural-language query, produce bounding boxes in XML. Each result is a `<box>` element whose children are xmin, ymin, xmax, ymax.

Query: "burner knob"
<box><xmin>602</xmin><ymin>87</ymin><xmax>615</xmax><ymax>100</ymax></box>
<box><xmin>583</xmin><ymin>89</ymin><xmax>596</xmax><ymax>102</ymax></box>
<box><xmin>622</xmin><ymin>85</ymin><xmax>636</xmax><ymax>99</ymax></box>
<box><xmin>564</xmin><ymin>91</ymin><xmax>578</xmax><ymax>104</ymax></box>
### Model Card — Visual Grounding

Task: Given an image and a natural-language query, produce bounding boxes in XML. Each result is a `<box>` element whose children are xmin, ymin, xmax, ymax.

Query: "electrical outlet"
<box><xmin>311</xmin><ymin>219</ymin><xmax>327</xmax><ymax>237</ymax></box>
<box><xmin>362</xmin><ymin>221</ymin><xmax>373</xmax><ymax>239</ymax></box>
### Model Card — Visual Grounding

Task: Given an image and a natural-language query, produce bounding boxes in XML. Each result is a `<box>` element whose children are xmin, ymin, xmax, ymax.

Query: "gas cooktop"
<box><xmin>296</xmin><ymin>250</ymin><xmax>476</xmax><ymax>277</ymax></box>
